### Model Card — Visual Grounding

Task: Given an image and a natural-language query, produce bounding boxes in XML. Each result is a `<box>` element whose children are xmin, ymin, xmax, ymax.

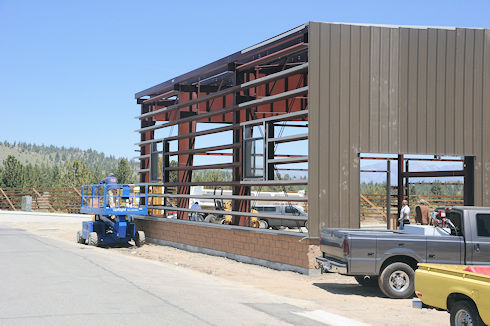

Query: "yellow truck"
<box><xmin>414</xmin><ymin>263</ymin><xmax>490</xmax><ymax>326</ymax></box>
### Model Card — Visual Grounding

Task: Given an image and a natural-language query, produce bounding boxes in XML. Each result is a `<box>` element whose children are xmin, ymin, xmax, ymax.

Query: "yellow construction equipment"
<box><xmin>249</xmin><ymin>208</ymin><xmax>259</xmax><ymax>228</ymax></box>
<box><xmin>149</xmin><ymin>185</ymin><xmax>163</xmax><ymax>216</ymax></box>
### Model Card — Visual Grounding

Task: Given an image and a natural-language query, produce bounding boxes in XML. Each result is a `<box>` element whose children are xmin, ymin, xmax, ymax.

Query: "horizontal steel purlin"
<box><xmin>165</xmin><ymin>163</ymin><xmax>239</xmax><ymax>171</ymax></box>
<box><xmin>154</xmin><ymin>180</ymin><xmax>308</xmax><ymax>187</ymax></box>
<box><xmin>135</xmin><ymin>125</ymin><xmax>239</xmax><ymax>146</ymax></box>
<box><xmin>136</xmin><ymin>63</ymin><xmax>308</xmax><ymax>119</ymax></box>
<box><xmin>136</xmin><ymin>86</ymin><xmax>309</xmax><ymax>133</ymax></box>
<box><xmin>164</xmin><ymin>144</ymin><xmax>239</xmax><ymax>156</ymax></box>
<box><xmin>149</xmin><ymin>205</ymin><xmax>307</xmax><ymax>221</ymax></box>
<box><xmin>150</xmin><ymin>193</ymin><xmax>308</xmax><ymax>202</ymax></box>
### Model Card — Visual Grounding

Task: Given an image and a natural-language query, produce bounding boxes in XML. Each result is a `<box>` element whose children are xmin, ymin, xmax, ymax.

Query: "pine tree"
<box><xmin>114</xmin><ymin>158</ymin><xmax>134</xmax><ymax>184</ymax></box>
<box><xmin>1</xmin><ymin>155</ymin><xmax>23</xmax><ymax>187</ymax></box>
<box><xmin>430</xmin><ymin>183</ymin><xmax>443</xmax><ymax>196</ymax></box>
<box><xmin>22</xmin><ymin>163</ymin><xmax>34</xmax><ymax>187</ymax></box>
<box><xmin>60</xmin><ymin>160</ymin><xmax>94</xmax><ymax>186</ymax></box>
<box><xmin>50</xmin><ymin>165</ymin><xmax>61</xmax><ymax>186</ymax></box>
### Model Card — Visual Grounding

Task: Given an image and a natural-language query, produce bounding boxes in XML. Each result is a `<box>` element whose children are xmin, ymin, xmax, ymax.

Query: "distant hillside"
<box><xmin>0</xmin><ymin>141</ymin><xmax>138</xmax><ymax>174</ymax></box>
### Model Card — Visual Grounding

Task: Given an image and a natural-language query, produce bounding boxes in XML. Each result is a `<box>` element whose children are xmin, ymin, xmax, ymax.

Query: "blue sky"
<box><xmin>1</xmin><ymin>0</ymin><xmax>489</xmax><ymax>159</ymax></box>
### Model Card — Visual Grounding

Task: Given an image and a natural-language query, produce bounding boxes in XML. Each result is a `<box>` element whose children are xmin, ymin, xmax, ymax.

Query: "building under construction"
<box><xmin>134</xmin><ymin>22</ymin><xmax>490</xmax><ymax>273</ymax></box>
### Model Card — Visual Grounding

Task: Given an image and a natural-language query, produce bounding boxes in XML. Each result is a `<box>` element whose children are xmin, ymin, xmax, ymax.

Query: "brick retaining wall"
<box><xmin>135</xmin><ymin>217</ymin><xmax>321</xmax><ymax>274</ymax></box>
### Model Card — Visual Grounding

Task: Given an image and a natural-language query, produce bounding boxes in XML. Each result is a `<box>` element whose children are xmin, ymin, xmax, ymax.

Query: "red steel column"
<box><xmin>232</xmin><ymin>69</ymin><xmax>251</xmax><ymax>226</ymax></box>
<box><xmin>176</xmin><ymin>92</ymin><xmax>196</xmax><ymax>219</ymax></box>
<box><xmin>140</xmin><ymin>103</ymin><xmax>154</xmax><ymax>183</ymax></box>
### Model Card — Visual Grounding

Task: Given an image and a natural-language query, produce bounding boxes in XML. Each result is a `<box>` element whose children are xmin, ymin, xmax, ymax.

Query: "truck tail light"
<box><xmin>343</xmin><ymin>237</ymin><xmax>350</xmax><ymax>256</ymax></box>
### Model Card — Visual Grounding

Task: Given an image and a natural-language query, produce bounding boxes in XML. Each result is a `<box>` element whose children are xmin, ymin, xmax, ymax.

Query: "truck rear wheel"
<box><xmin>134</xmin><ymin>231</ymin><xmax>145</xmax><ymax>247</ymax></box>
<box><xmin>450</xmin><ymin>300</ymin><xmax>484</xmax><ymax>326</ymax></box>
<box><xmin>88</xmin><ymin>232</ymin><xmax>99</xmax><ymax>247</ymax></box>
<box><xmin>378</xmin><ymin>262</ymin><xmax>414</xmax><ymax>299</ymax></box>
<box><xmin>259</xmin><ymin>219</ymin><xmax>269</xmax><ymax>229</ymax></box>
<box><xmin>204</xmin><ymin>214</ymin><xmax>217</xmax><ymax>223</ymax></box>
<box><xmin>354</xmin><ymin>275</ymin><xmax>378</xmax><ymax>287</ymax></box>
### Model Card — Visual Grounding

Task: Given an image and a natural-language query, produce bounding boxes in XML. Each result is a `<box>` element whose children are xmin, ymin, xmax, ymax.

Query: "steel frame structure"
<box><xmin>135</xmin><ymin>25</ymin><xmax>309</xmax><ymax>226</ymax></box>
<box><xmin>135</xmin><ymin>22</ymin><xmax>488</xmax><ymax>235</ymax></box>
<box><xmin>360</xmin><ymin>154</ymin><xmax>471</xmax><ymax>229</ymax></box>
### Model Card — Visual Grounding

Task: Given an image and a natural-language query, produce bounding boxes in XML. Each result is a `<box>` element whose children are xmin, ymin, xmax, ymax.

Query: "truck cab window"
<box><xmin>285</xmin><ymin>206</ymin><xmax>297</xmax><ymax>214</ymax></box>
<box><xmin>476</xmin><ymin>214</ymin><xmax>490</xmax><ymax>237</ymax></box>
<box><xmin>446</xmin><ymin>211</ymin><xmax>463</xmax><ymax>236</ymax></box>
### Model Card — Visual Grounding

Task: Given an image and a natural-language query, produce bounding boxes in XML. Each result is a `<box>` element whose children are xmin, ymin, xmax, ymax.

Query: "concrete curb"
<box><xmin>0</xmin><ymin>210</ymin><xmax>89</xmax><ymax>219</ymax></box>
<box><xmin>147</xmin><ymin>237</ymin><xmax>320</xmax><ymax>276</ymax></box>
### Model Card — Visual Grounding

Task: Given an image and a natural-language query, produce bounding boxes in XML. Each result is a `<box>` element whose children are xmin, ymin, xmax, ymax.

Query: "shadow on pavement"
<box><xmin>100</xmin><ymin>243</ymin><xmax>134</xmax><ymax>249</ymax></box>
<box><xmin>313</xmin><ymin>282</ymin><xmax>386</xmax><ymax>298</ymax></box>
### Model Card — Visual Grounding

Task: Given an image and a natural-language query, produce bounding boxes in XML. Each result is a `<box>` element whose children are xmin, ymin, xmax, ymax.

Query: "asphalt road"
<box><xmin>0</xmin><ymin>225</ymin><xmax>368</xmax><ymax>326</ymax></box>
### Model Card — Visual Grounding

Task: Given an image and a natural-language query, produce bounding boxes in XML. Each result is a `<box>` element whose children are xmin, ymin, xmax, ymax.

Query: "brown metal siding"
<box><xmin>474</xmin><ymin>30</ymin><xmax>484</xmax><ymax>200</ymax></box>
<box><xmin>433</xmin><ymin>29</ymin><xmax>444</xmax><ymax>153</ymax></box>
<box><xmin>308</xmin><ymin>22</ymin><xmax>490</xmax><ymax>236</ymax></box>
<box><xmin>307</xmin><ymin>22</ymin><xmax>321</xmax><ymax>237</ymax></box>
<box><xmin>328</xmin><ymin>24</ymin><xmax>340</xmax><ymax>227</ymax></box>
<box><xmin>349</xmin><ymin>26</ymin><xmax>361</xmax><ymax>231</ymax></box>
<box><xmin>482</xmin><ymin>30</ymin><xmax>490</xmax><ymax>202</ymax></box>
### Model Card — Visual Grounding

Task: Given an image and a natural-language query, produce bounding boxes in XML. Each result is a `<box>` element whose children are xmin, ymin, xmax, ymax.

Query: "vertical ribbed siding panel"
<box><xmin>370</xmin><ymin>27</ymin><xmax>380</xmax><ymax>152</ymax></box>
<box><xmin>399</xmin><ymin>29</ymin><xmax>409</xmax><ymax>153</ymax></box>
<box><xmin>309</xmin><ymin>22</ymin><xmax>490</xmax><ymax>231</ymax></box>
<box><xmin>407</xmin><ymin>30</ymin><xmax>419</xmax><ymax>153</ymax></box>
<box><xmin>379</xmin><ymin>28</ymin><xmax>390</xmax><ymax>153</ymax></box>
<box><xmin>454</xmin><ymin>29</ymin><xmax>466</xmax><ymax>154</ymax></box>
<box><xmin>463</xmin><ymin>29</ymin><xmax>475</xmax><ymax>155</ymax></box>
<box><xmin>359</xmin><ymin>27</ymin><xmax>371</xmax><ymax>153</ymax></box>
<box><xmin>473</xmin><ymin>30</ymin><xmax>484</xmax><ymax>206</ymax></box>
<box><xmin>318</xmin><ymin>24</ymin><xmax>331</xmax><ymax>229</ymax></box>
<box><xmin>307</xmin><ymin>22</ymin><xmax>321</xmax><ymax>236</ymax></box>
<box><xmin>417</xmin><ymin>29</ymin><xmax>428</xmax><ymax>153</ymax></box>
<box><xmin>434</xmin><ymin>29</ymin><xmax>446</xmax><ymax>153</ymax></box>
<box><xmin>329</xmin><ymin>24</ymin><xmax>341</xmax><ymax>227</ymax></box>
<box><xmin>340</xmin><ymin>25</ymin><xmax>351</xmax><ymax>227</ymax></box>
<box><xmin>445</xmin><ymin>30</ymin><xmax>456</xmax><ymax>154</ymax></box>
<box><xmin>482</xmin><ymin>30</ymin><xmax>490</xmax><ymax>206</ymax></box>
<box><xmin>427</xmin><ymin>29</ymin><xmax>437</xmax><ymax>154</ymax></box>
<box><xmin>389</xmin><ymin>29</ymin><xmax>400</xmax><ymax>153</ymax></box>
<box><xmin>349</xmin><ymin>25</ymin><xmax>361</xmax><ymax>228</ymax></box>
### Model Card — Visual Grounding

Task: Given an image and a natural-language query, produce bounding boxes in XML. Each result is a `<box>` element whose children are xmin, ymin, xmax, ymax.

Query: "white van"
<box><xmin>253</xmin><ymin>204</ymin><xmax>308</xmax><ymax>229</ymax></box>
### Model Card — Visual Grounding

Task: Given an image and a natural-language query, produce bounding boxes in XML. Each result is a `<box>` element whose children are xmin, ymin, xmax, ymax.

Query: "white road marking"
<box><xmin>292</xmin><ymin>310</ymin><xmax>371</xmax><ymax>326</ymax></box>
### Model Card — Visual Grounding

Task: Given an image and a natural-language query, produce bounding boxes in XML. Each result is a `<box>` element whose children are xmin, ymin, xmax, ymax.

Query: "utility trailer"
<box><xmin>77</xmin><ymin>184</ymin><xmax>148</xmax><ymax>247</ymax></box>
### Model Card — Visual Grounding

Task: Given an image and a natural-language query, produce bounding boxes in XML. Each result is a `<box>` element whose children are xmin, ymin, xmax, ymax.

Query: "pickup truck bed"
<box><xmin>415</xmin><ymin>263</ymin><xmax>490</xmax><ymax>325</ymax></box>
<box><xmin>320</xmin><ymin>228</ymin><xmax>463</xmax><ymax>271</ymax></box>
<box><xmin>316</xmin><ymin>207</ymin><xmax>490</xmax><ymax>299</ymax></box>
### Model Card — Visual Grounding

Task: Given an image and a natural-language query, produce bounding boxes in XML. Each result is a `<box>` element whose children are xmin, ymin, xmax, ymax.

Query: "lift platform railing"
<box><xmin>80</xmin><ymin>184</ymin><xmax>149</xmax><ymax>216</ymax></box>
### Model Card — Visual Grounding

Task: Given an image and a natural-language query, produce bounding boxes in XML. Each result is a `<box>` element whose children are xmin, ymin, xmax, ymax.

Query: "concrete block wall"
<box><xmin>135</xmin><ymin>216</ymin><xmax>321</xmax><ymax>274</ymax></box>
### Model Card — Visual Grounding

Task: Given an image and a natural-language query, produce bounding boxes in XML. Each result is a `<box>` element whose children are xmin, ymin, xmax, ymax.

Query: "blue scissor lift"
<box><xmin>78</xmin><ymin>184</ymin><xmax>148</xmax><ymax>247</ymax></box>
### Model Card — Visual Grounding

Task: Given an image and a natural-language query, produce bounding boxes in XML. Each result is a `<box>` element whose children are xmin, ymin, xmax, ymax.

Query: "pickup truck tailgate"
<box><xmin>320</xmin><ymin>228</ymin><xmax>347</xmax><ymax>261</ymax></box>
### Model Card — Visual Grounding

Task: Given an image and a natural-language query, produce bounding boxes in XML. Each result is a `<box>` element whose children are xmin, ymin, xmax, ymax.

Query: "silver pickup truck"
<box><xmin>316</xmin><ymin>206</ymin><xmax>490</xmax><ymax>299</ymax></box>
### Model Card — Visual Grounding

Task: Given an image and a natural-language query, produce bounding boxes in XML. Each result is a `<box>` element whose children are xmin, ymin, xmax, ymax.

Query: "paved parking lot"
<box><xmin>0</xmin><ymin>211</ymin><xmax>448</xmax><ymax>325</ymax></box>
